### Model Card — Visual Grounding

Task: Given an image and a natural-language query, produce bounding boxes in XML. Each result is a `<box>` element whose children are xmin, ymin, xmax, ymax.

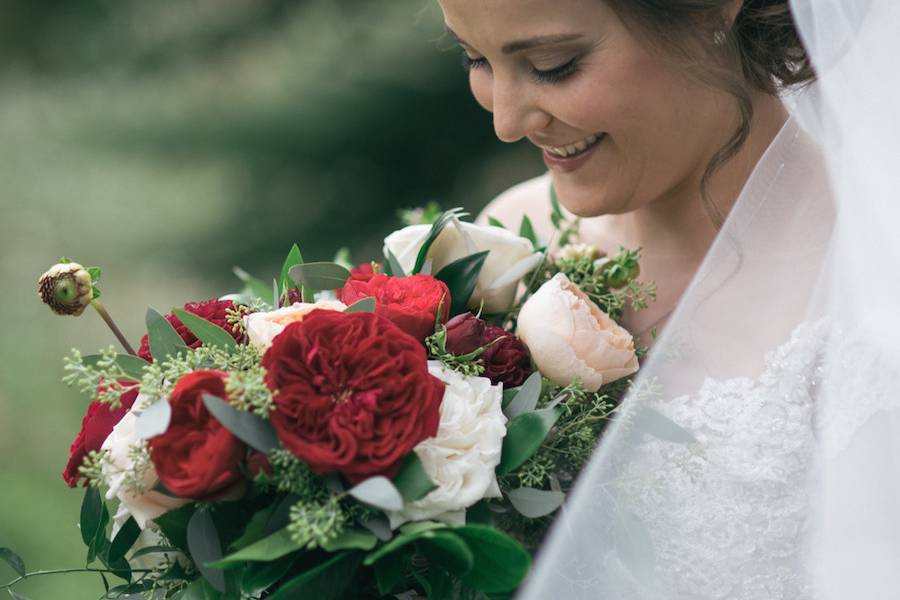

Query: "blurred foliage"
<box><xmin>0</xmin><ymin>1</ymin><xmax>544</xmax><ymax>597</ymax></box>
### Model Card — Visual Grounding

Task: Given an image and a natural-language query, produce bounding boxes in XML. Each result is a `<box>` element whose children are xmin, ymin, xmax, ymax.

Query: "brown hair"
<box><xmin>603</xmin><ymin>0</ymin><xmax>816</xmax><ymax>227</ymax></box>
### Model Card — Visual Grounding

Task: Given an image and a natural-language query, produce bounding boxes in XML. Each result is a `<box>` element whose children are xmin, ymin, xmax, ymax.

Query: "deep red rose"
<box><xmin>351</xmin><ymin>262</ymin><xmax>378</xmax><ymax>276</ymax></box>
<box><xmin>338</xmin><ymin>273</ymin><xmax>450</xmax><ymax>342</ymax></box>
<box><xmin>148</xmin><ymin>370</ymin><xmax>246</xmax><ymax>499</ymax></box>
<box><xmin>262</xmin><ymin>310</ymin><xmax>444</xmax><ymax>482</ymax></box>
<box><xmin>247</xmin><ymin>452</ymin><xmax>273</xmax><ymax>479</ymax></box>
<box><xmin>63</xmin><ymin>386</ymin><xmax>139</xmax><ymax>487</ymax></box>
<box><xmin>445</xmin><ymin>313</ymin><xmax>533</xmax><ymax>388</ymax></box>
<box><xmin>138</xmin><ymin>299</ymin><xmax>242</xmax><ymax>361</ymax></box>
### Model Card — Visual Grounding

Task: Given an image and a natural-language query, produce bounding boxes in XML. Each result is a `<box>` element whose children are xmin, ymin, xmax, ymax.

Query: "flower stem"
<box><xmin>90</xmin><ymin>299</ymin><xmax>136</xmax><ymax>356</ymax></box>
<box><xmin>2</xmin><ymin>567</ymin><xmax>155</xmax><ymax>590</ymax></box>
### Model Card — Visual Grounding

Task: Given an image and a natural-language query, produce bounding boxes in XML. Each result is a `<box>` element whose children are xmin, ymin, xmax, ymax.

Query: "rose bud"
<box><xmin>38</xmin><ymin>262</ymin><xmax>94</xmax><ymax>316</ymax></box>
<box><xmin>444</xmin><ymin>313</ymin><xmax>487</xmax><ymax>355</ymax></box>
<box><xmin>517</xmin><ymin>273</ymin><xmax>638</xmax><ymax>391</ymax></box>
<box><xmin>480</xmin><ymin>325</ymin><xmax>533</xmax><ymax>388</ymax></box>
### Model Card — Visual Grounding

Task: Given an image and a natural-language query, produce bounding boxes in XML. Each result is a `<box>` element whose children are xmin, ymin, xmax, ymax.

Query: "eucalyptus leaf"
<box><xmin>145</xmin><ymin>308</ymin><xmax>189</xmax><ymax>361</ymax></box>
<box><xmin>392</xmin><ymin>453</ymin><xmax>437</xmax><ymax>503</ymax></box>
<box><xmin>505</xmin><ymin>487</ymin><xmax>565</xmax><ymax>518</ymax></box>
<box><xmin>268</xmin><ymin>552</ymin><xmax>361</xmax><ymax>600</ymax></box>
<box><xmin>210</xmin><ymin>529</ymin><xmax>300</xmax><ymax>567</ymax></box>
<box><xmin>364</xmin><ymin>528</ymin><xmax>439</xmax><ymax>566</ymax></box>
<box><xmin>136</xmin><ymin>399</ymin><xmax>172</xmax><ymax>440</ymax></box>
<box><xmin>82</xmin><ymin>353</ymin><xmax>148</xmax><ymax>381</ymax></box>
<box><xmin>384</xmin><ymin>249</ymin><xmax>406</xmax><ymax>278</ymax></box>
<box><xmin>487</xmin><ymin>216</ymin><xmax>506</xmax><ymax>229</ymax></box>
<box><xmin>240</xmin><ymin>554</ymin><xmax>296</xmax><ymax>597</ymax></box>
<box><xmin>173</xmin><ymin>578</ymin><xmax>219</xmax><ymax>600</ymax></box>
<box><xmin>497</xmin><ymin>407</ymin><xmax>563</xmax><ymax>475</ymax></box>
<box><xmin>519</xmin><ymin>215</ymin><xmax>538</xmax><ymax>248</ymax></box>
<box><xmin>321</xmin><ymin>528</ymin><xmax>378</xmax><ymax>552</ymax></box>
<box><xmin>344</xmin><ymin>297</ymin><xmax>376</xmax><ymax>313</ymax></box>
<box><xmin>108</xmin><ymin>517</ymin><xmax>141</xmax><ymax>563</ymax></box>
<box><xmin>348</xmin><ymin>476</ymin><xmax>404</xmax><ymax>512</ymax></box>
<box><xmin>434</xmin><ymin>251</ymin><xmax>489</xmax><ymax>316</ymax></box>
<box><xmin>279</xmin><ymin>244</ymin><xmax>305</xmax><ymax>296</ymax></box>
<box><xmin>503</xmin><ymin>372</ymin><xmax>542</xmax><ymax>420</ymax></box>
<box><xmin>8</xmin><ymin>591</ymin><xmax>31</xmax><ymax>600</ymax></box>
<box><xmin>0</xmin><ymin>548</ymin><xmax>25</xmax><ymax>577</ymax></box>
<box><xmin>233</xmin><ymin>267</ymin><xmax>272</xmax><ymax>302</ymax></box>
<box><xmin>454</xmin><ymin>525</ymin><xmax>530</xmax><ymax>594</ymax></box>
<box><xmin>420</xmin><ymin>531</ymin><xmax>474</xmax><ymax>576</ymax></box>
<box><xmin>187</xmin><ymin>508</ymin><xmax>225</xmax><ymax>592</ymax></box>
<box><xmin>412</xmin><ymin>207</ymin><xmax>467</xmax><ymax>275</ymax></box>
<box><xmin>636</xmin><ymin>407</ymin><xmax>697</xmax><ymax>445</ymax></box>
<box><xmin>173</xmin><ymin>309</ymin><xmax>237</xmax><ymax>351</ymax></box>
<box><xmin>202</xmin><ymin>394</ymin><xmax>278</xmax><ymax>454</ymax></box>
<box><xmin>288</xmin><ymin>262</ymin><xmax>351</xmax><ymax>291</ymax></box>
<box><xmin>373</xmin><ymin>552</ymin><xmax>404</xmax><ymax>595</ymax></box>
<box><xmin>359</xmin><ymin>514</ymin><xmax>392</xmax><ymax>542</ymax></box>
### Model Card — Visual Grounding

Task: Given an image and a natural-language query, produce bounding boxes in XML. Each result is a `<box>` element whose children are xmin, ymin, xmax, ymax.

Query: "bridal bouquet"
<box><xmin>8</xmin><ymin>204</ymin><xmax>654</xmax><ymax>599</ymax></box>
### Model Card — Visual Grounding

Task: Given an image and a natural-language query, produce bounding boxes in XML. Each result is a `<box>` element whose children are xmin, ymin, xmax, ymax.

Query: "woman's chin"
<box><xmin>552</xmin><ymin>180</ymin><xmax>626</xmax><ymax>219</ymax></box>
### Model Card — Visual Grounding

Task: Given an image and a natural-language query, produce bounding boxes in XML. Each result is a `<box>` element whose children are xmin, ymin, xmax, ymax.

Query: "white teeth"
<box><xmin>544</xmin><ymin>133</ymin><xmax>603</xmax><ymax>158</ymax></box>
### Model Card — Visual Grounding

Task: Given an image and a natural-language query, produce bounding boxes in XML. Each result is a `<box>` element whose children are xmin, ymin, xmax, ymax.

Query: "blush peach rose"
<box><xmin>517</xmin><ymin>273</ymin><xmax>639</xmax><ymax>391</ymax></box>
<box><xmin>244</xmin><ymin>300</ymin><xmax>347</xmax><ymax>350</ymax></box>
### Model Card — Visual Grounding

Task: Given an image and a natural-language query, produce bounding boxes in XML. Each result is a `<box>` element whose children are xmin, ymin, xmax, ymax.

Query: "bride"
<box><xmin>438</xmin><ymin>0</ymin><xmax>898</xmax><ymax>598</ymax></box>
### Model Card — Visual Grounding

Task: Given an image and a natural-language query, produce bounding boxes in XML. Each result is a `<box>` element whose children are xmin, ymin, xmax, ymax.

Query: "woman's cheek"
<box><xmin>469</xmin><ymin>72</ymin><xmax>493</xmax><ymax>112</ymax></box>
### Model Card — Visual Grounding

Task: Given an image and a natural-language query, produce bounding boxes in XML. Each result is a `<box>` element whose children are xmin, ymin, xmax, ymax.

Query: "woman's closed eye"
<box><xmin>460</xmin><ymin>51</ymin><xmax>580</xmax><ymax>84</ymax></box>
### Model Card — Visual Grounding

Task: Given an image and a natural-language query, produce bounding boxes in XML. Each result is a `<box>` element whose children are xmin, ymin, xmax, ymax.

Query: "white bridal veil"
<box><xmin>520</xmin><ymin>0</ymin><xmax>900</xmax><ymax>598</ymax></box>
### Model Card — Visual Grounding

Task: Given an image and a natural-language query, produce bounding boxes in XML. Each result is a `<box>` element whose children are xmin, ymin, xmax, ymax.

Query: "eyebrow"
<box><xmin>445</xmin><ymin>26</ymin><xmax>585</xmax><ymax>54</ymax></box>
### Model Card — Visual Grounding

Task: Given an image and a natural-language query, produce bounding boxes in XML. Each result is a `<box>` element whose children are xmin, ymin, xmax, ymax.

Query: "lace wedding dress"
<box><xmin>521</xmin><ymin>1</ymin><xmax>900</xmax><ymax>597</ymax></box>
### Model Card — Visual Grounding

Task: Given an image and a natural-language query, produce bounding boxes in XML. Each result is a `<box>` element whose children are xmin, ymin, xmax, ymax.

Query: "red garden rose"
<box><xmin>262</xmin><ymin>309</ymin><xmax>444</xmax><ymax>482</ymax></box>
<box><xmin>338</xmin><ymin>273</ymin><xmax>450</xmax><ymax>342</ymax></box>
<box><xmin>445</xmin><ymin>313</ymin><xmax>534</xmax><ymax>388</ymax></box>
<box><xmin>138</xmin><ymin>299</ymin><xmax>242</xmax><ymax>361</ymax></box>
<box><xmin>63</xmin><ymin>386</ymin><xmax>139</xmax><ymax>487</ymax></box>
<box><xmin>148</xmin><ymin>370</ymin><xmax>246</xmax><ymax>499</ymax></box>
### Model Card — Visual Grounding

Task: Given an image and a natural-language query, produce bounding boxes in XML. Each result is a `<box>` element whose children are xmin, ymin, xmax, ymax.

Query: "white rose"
<box><xmin>101</xmin><ymin>405</ymin><xmax>188</xmax><ymax>529</ymax></box>
<box><xmin>244</xmin><ymin>300</ymin><xmax>347</xmax><ymax>350</ymax></box>
<box><xmin>517</xmin><ymin>273</ymin><xmax>639</xmax><ymax>392</ymax></box>
<box><xmin>388</xmin><ymin>362</ymin><xmax>507</xmax><ymax>528</ymax></box>
<box><xmin>384</xmin><ymin>220</ymin><xmax>543</xmax><ymax>313</ymax></box>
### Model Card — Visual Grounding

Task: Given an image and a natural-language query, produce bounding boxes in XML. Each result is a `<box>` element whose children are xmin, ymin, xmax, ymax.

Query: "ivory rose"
<box><xmin>101</xmin><ymin>401</ymin><xmax>189</xmax><ymax>529</ymax></box>
<box><xmin>383</xmin><ymin>220</ymin><xmax>543</xmax><ymax>313</ymax></box>
<box><xmin>388</xmin><ymin>362</ymin><xmax>507</xmax><ymax>528</ymax></box>
<box><xmin>244</xmin><ymin>300</ymin><xmax>347</xmax><ymax>349</ymax></box>
<box><xmin>517</xmin><ymin>273</ymin><xmax>639</xmax><ymax>392</ymax></box>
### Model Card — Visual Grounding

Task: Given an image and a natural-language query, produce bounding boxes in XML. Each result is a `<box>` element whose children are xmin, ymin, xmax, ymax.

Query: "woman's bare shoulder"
<box><xmin>475</xmin><ymin>173</ymin><xmax>557</xmax><ymax>241</ymax></box>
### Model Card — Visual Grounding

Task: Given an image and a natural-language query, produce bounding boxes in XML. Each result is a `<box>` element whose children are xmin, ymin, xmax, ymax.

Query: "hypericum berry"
<box><xmin>38</xmin><ymin>262</ymin><xmax>94</xmax><ymax>316</ymax></box>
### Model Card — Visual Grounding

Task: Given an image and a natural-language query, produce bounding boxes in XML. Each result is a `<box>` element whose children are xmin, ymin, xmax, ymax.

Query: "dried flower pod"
<box><xmin>38</xmin><ymin>262</ymin><xmax>94</xmax><ymax>316</ymax></box>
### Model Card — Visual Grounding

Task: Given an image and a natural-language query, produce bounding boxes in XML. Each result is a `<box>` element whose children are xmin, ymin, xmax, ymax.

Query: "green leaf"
<box><xmin>0</xmin><ymin>548</ymin><xmax>25</xmax><ymax>577</ymax></box>
<box><xmin>420</xmin><ymin>531</ymin><xmax>474</xmax><ymax>576</ymax></box>
<box><xmin>454</xmin><ymin>525</ymin><xmax>530</xmax><ymax>594</ymax></box>
<box><xmin>233</xmin><ymin>267</ymin><xmax>272</xmax><ymax>302</ymax></box>
<box><xmin>364</xmin><ymin>523</ymin><xmax>447</xmax><ymax>566</ymax></box>
<box><xmin>202</xmin><ymin>394</ymin><xmax>278</xmax><ymax>454</ymax></box>
<box><xmin>321</xmin><ymin>528</ymin><xmax>378</xmax><ymax>552</ymax></box>
<box><xmin>550</xmin><ymin>184</ymin><xmax>563</xmax><ymax>219</ymax></box>
<box><xmin>155</xmin><ymin>504</ymin><xmax>194</xmax><ymax>553</ymax></box>
<box><xmin>279</xmin><ymin>244</ymin><xmax>305</xmax><ymax>296</ymax></box>
<box><xmin>288</xmin><ymin>262</ymin><xmax>351</xmax><ymax>291</ymax></box>
<box><xmin>412</xmin><ymin>207</ymin><xmax>467</xmax><ymax>275</ymax></box>
<box><xmin>211</xmin><ymin>528</ymin><xmax>299</xmax><ymax>567</ymax></box>
<box><xmin>384</xmin><ymin>248</ymin><xmax>405</xmax><ymax>278</ymax></box>
<box><xmin>373</xmin><ymin>552</ymin><xmax>405</xmax><ymax>596</ymax></box>
<box><xmin>347</xmin><ymin>476</ymin><xmax>404</xmax><ymax>512</ymax></box>
<box><xmin>344</xmin><ymin>297</ymin><xmax>376</xmax><ymax>313</ymax></box>
<box><xmin>636</xmin><ymin>408</ymin><xmax>697</xmax><ymax>445</ymax></box>
<box><xmin>519</xmin><ymin>215</ymin><xmax>538</xmax><ymax>248</ymax></box>
<box><xmin>240</xmin><ymin>554</ymin><xmax>296</xmax><ymax>596</ymax></box>
<box><xmin>358</xmin><ymin>514</ymin><xmax>392</xmax><ymax>542</ymax></box>
<box><xmin>174</xmin><ymin>578</ymin><xmax>219</xmax><ymax>600</ymax></box>
<box><xmin>87</xmin><ymin>266</ymin><xmax>102</xmax><ymax>283</ymax></box>
<box><xmin>487</xmin><ymin>216</ymin><xmax>506</xmax><ymax>229</ymax></box>
<box><xmin>136</xmin><ymin>398</ymin><xmax>171</xmax><ymax>439</ymax></box>
<box><xmin>392</xmin><ymin>453</ymin><xmax>437</xmax><ymax>503</ymax></box>
<box><xmin>8</xmin><ymin>591</ymin><xmax>31</xmax><ymax>600</ymax></box>
<box><xmin>129</xmin><ymin>545</ymin><xmax>180</xmax><ymax>559</ymax></box>
<box><xmin>503</xmin><ymin>372</ymin><xmax>542</xmax><ymax>419</ymax></box>
<box><xmin>81</xmin><ymin>353</ymin><xmax>148</xmax><ymax>381</ymax></box>
<box><xmin>173</xmin><ymin>309</ymin><xmax>237</xmax><ymax>351</ymax></box>
<box><xmin>434</xmin><ymin>251</ymin><xmax>489</xmax><ymax>316</ymax></box>
<box><xmin>145</xmin><ymin>308</ymin><xmax>189</xmax><ymax>362</ymax></box>
<box><xmin>465</xmin><ymin>501</ymin><xmax>492</xmax><ymax>525</ymax></box>
<box><xmin>80</xmin><ymin>487</ymin><xmax>104</xmax><ymax>547</ymax></box>
<box><xmin>269</xmin><ymin>552</ymin><xmax>361</xmax><ymax>600</ymax></box>
<box><xmin>108</xmin><ymin>517</ymin><xmax>141</xmax><ymax>563</ymax></box>
<box><xmin>497</xmin><ymin>407</ymin><xmax>563</xmax><ymax>475</ymax></box>
<box><xmin>505</xmin><ymin>487</ymin><xmax>565</xmax><ymax>518</ymax></box>
<box><xmin>187</xmin><ymin>508</ymin><xmax>225</xmax><ymax>592</ymax></box>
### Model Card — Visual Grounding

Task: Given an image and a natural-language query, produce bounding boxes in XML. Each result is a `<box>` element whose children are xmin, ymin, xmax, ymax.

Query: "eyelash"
<box><xmin>460</xmin><ymin>52</ymin><xmax>579</xmax><ymax>84</ymax></box>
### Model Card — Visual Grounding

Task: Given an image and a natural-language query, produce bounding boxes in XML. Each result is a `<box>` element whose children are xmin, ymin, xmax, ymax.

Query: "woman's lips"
<box><xmin>541</xmin><ymin>133</ymin><xmax>606</xmax><ymax>174</ymax></box>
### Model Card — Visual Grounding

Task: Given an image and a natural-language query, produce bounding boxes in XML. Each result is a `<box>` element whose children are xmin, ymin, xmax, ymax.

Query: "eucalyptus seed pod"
<box><xmin>38</xmin><ymin>262</ymin><xmax>94</xmax><ymax>316</ymax></box>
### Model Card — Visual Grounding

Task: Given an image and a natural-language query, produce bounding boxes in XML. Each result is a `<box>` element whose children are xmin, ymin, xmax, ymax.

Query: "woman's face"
<box><xmin>438</xmin><ymin>0</ymin><xmax>735</xmax><ymax>217</ymax></box>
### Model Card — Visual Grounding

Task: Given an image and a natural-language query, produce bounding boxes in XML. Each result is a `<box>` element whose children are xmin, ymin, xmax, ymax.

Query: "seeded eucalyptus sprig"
<box><xmin>38</xmin><ymin>258</ymin><xmax>136</xmax><ymax>355</ymax></box>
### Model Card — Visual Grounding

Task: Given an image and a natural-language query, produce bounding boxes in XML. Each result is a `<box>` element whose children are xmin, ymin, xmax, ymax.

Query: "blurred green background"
<box><xmin>0</xmin><ymin>1</ymin><xmax>543</xmax><ymax>597</ymax></box>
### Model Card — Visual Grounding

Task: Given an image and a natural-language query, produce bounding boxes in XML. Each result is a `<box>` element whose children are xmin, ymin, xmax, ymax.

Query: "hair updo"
<box><xmin>602</xmin><ymin>0</ymin><xmax>815</xmax><ymax>226</ymax></box>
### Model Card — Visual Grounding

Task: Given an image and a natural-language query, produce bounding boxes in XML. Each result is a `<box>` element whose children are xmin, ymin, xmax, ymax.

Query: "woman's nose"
<box><xmin>490</xmin><ymin>79</ymin><xmax>551</xmax><ymax>143</ymax></box>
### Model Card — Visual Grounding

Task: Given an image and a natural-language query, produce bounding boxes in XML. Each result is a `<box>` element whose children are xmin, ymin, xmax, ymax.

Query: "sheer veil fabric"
<box><xmin>519</xmin><ymin>1</ymin><xmax>900</xmax><ymax>598</ymax></box>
